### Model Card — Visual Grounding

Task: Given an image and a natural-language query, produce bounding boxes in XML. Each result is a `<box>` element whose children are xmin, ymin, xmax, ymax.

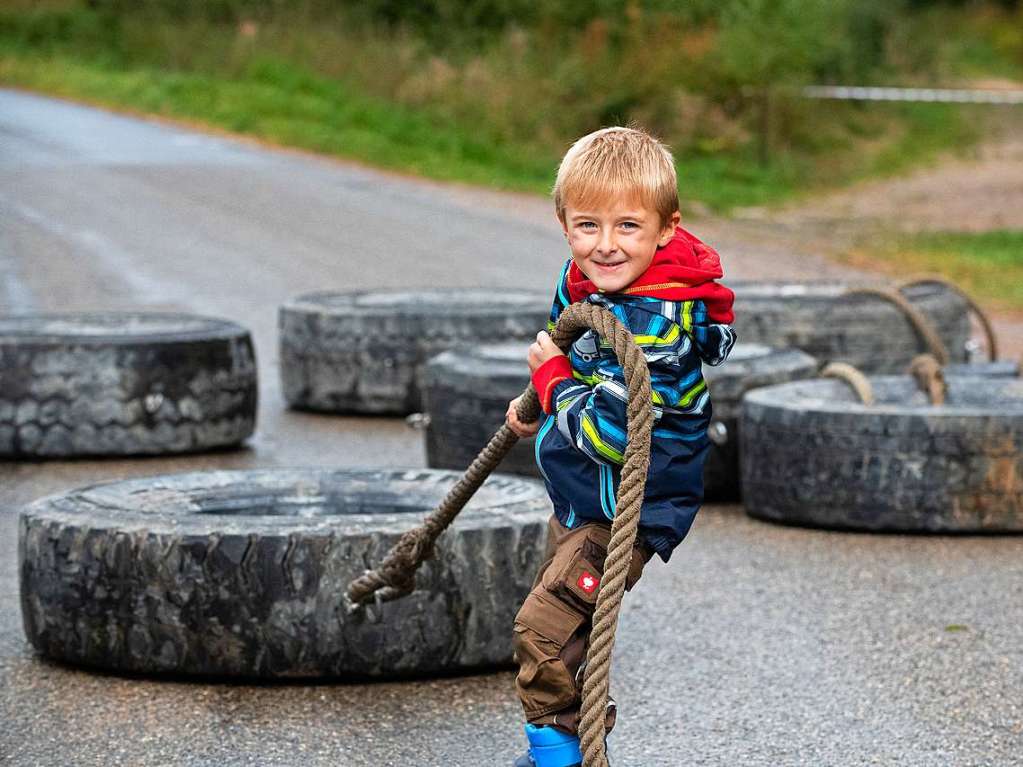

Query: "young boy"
<box><xmin>505</xmin><ymin>126</ymin><xmax>736</xmax><ymax>767</ymax></box>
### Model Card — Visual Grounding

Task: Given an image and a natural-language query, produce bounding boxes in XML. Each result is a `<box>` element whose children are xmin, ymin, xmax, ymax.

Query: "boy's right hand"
<box><xmin>506</xmin><ymin>395</ymin><xmax>540</xmax><ymax>439</ymax></box>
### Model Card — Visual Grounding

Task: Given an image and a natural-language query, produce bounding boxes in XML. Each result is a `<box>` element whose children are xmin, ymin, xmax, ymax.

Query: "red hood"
<box><xmin>566</xmin><ymin>226</ymin><xmax>735</xmax><ymax>323</ymax></box>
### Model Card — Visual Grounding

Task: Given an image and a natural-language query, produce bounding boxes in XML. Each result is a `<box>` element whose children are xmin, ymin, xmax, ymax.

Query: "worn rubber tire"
<box><xmin>702</xmin><ymin>344</ymin><xmax>818</xmax><ymax>501</ymax></box>
<box><xmin>740</xmin><ymin>376</ymin><xmax>1023</xmax><ymax>531</ymax></box>
<box><xmin>279</xmin><ymin>290</ymin><xmax>549</xmax><ymax>415</ymax></box>
<box><xmin>730</xmin><ymin>281</ymin><xmax>971</xmax><ymax>373</ymax></box>
<box><xmin>423</xmin><ymin>344</ymin><xmax>536</xmax><ymax>477</ymax></box>
<box><xmin>423</xmin><ymin>342</ymin><xmax>818</xmax><ymax>502</ymax></box>
<box><xmin>0</xmin><ymin>314</ymin><xmax>257</xmax><ymax>458</ymax></box>
<box><xmin>19</xmin><ymin>469</ymin><xmax>550</xmax><ymax>678</ymax></box>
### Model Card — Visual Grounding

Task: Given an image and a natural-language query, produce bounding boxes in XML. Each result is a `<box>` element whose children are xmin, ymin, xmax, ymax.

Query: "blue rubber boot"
<box><xmin>512</xmin><ymin>724</ymin><xmax>583</xmax><ymax>767</ymax></box>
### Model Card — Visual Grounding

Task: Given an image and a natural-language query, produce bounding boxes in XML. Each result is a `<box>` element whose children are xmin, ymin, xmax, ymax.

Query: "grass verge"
<box><xmin>841</xmin><ymin>230</ymin><xmax>1023</xmax><ymax>312</ymax></box>
<box><xmin>0</xmin><ymin>6</ymin><xmax>999</xmax><ymax>211</ymax></box>
<box><xmin>0</xmin><ymin>50</ymin><xmax>818</xmax><ymax>209</ymax></box>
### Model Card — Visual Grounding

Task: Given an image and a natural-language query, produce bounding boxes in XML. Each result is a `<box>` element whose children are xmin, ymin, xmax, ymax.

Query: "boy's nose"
<box><xmin>596</xmin><ymin>229</ymin><xmax>618</xmax><ymax>255</ymax></box>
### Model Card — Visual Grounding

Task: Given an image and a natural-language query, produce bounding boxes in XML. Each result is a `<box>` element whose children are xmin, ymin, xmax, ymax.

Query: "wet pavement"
<box><xmin>1</xmin><ymin>88</ymin><xmax>1021</xmax><ymax>766</ymax></box>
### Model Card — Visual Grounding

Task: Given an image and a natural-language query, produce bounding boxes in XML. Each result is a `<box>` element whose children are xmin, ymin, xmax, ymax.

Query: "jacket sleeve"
<box><xmin>533</xmin><ymin>332</ymin><xmax>702</xmax><ymax>467</ymax></box>
<box><xmin>690</xmin><ymin>300</ymin><xmax>736</xmax><ymax>366</ymax></box>
<box><xmin>534</xmin><ymin>369</ymin><xmax>634</xmax><ymax>466</ymax></box>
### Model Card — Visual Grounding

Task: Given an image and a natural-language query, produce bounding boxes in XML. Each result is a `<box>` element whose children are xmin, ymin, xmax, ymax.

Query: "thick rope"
<box><xmin>821</xmin><ymin>361</ymin><xmax>875</xmax><ymax>405</ymax></box>
<box><xmin>897</xmin><ymin>275</ymin><xmax>999</xmax><ymax>361</ymax></box>
<box><xmin>842</xmin><ymin>286</ymin><xmax>950</xmax><ymax>365</ymax></box>
<box><xmin>908</xmin><ymin>353</ymin><xmax>947</xmax><ymax>405</ymax></box>
<box><xmin>345</xmin><ymin>308</ymin><xmax>567</xmax><ymax>608</ymax></box>
<box><xmin>574</xmin><ymin>310</ymin><xmax>652</xmax><ymax>767</ymax></box>
<box><xmin>345</xmin><ymin>411</ymin><xmax>536</xmax><ymax>606</ymax></box>
<box><xmin>344</xmin><ymin>302</ymin><xmax>651</xmax><ymax>767</ymax></box>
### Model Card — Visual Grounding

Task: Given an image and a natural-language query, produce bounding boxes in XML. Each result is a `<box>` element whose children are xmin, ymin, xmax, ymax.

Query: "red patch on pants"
<box><xmin>577</xmin><ymin>571</ymin><xmax>599</xmax><ymax>594</ymax></box>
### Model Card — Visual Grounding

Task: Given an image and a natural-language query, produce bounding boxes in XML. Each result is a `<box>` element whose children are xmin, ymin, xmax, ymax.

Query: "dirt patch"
<box><xmin>752</xmin><ymin>117</ymin><xmax>1023</xmax><ymax>234</ymax></box>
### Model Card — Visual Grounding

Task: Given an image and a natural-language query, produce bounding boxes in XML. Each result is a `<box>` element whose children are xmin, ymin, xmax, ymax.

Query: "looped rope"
<box><xmin>822</xmin><ymin>354</ymin><xmax>949</xmax><ymax>407</ymax></box>
<box><xmin>908</xmin><ymin>353</ymin><xmax>947</xmax><ymax>405</ymax></box>
<box><xmin>821</xmin><ymin>362</ymin><xmax>875</xmax><ymax>405</ymax></box>
<box><xmin>897</xmin><ymin>275</ymin><xmax>999</xmax><ymax>361</ymax></box>
<box><xmin>345</xmin><ymin>303</ymin><xmax>653</xmax><ymax>767</ymax></box>
<box><xmin>842</xmin><ymin>286</ymin><xmax>950</xmax><ymax>365</ymax></box>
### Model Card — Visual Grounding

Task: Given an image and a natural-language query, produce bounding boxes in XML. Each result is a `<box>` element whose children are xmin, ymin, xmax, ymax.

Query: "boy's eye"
<box><xmin>578</xmin><ymin>221</ymin><xmax>597</xmax><ymax>230</ymax></box>
<box><xmin>619</xmin><ymin>221</ymin><xmax>638</xmax><ymax>230</ymax></box>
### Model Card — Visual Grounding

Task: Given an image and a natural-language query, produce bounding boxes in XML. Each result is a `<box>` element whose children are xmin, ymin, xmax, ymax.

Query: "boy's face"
<box><xmin>559</xmin><ymin>198</ymin><xmax>680</xmax><ymax>293</ymax></box>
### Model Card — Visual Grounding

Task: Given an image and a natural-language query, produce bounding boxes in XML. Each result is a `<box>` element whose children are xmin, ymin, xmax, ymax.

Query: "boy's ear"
<box><xmin>658</xmin><ymin>211</ymin><xmax>681</xmax><ymax>246</ymax></box>
<box><xmin>556</xmin><ymin>212</ymin><xmax>569</xmax><ymax>237</ymax></box>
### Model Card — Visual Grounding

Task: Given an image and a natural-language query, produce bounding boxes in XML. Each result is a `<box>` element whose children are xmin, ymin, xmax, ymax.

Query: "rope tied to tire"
<box><xmin>822</xmin><ymin>354</ymin><xmax>948</xmax><ymax>407</ymax></box>
<box><xmin>821</xmin><ymin>362</ymin><xmax>875</xmax><ymax>405</ymax></box>
<box><xmin>345</xmin><ymin>302</ymin><xmax>652</xmax><ymax>767</ymax></box>
<box><xmin>897</xmin><ymin>275</ymin><xmax>998</xmax><ymax>362</ymax></box>
<box><xmin>842</xmin><ymin>277</ymin><xmax>1002</xmax><ymax>367</ymax></box>
<box><xmin>842</xmin><ymin>286</ymin><xmax>950</xmax><ymax>365</ymax></box>
<box><xmin>908</xmin><ymin>353</ymin><xmax>947</xmax><ymax>406</ymax></box>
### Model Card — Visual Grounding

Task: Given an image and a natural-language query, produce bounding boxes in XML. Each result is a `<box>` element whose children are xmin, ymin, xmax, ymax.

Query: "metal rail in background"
<box><xmin>804</xmin><ymin>85</ymin><xmax>1023</xmax><ymax>105</ymax></box>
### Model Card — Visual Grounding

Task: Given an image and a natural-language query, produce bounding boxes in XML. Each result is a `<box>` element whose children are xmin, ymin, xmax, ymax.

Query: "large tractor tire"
<box><xmin>741</xmin><ymin>376</ymin><xmax>1023</xmax><ymax>531</ymax></box>
<box><xmin>423</xmin><ymin>344</ymin><xmax>536</xmax><ymax>477</ymax></box>
<box><xmin>0</xmin><ymin>313</ymin><xmax>257</xmax><ymax>457</ymax></box>
<box><xmin>19</xmin><ymin>469</ymin><xmax>550</xmax><ymax>678</ymax></box>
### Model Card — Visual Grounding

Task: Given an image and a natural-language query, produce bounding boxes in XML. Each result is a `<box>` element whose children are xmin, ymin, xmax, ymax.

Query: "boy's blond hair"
<box><xmin>553</xmin><ymin>126</ymin><xmax>679</xmax><ymax>227</ymax></box>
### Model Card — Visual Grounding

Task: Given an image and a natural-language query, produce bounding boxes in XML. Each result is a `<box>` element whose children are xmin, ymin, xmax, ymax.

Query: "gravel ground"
<box><xmin>1</xmin><ymin>88</ymin><xmax>1021</xmax><ymax>766</ymax></box>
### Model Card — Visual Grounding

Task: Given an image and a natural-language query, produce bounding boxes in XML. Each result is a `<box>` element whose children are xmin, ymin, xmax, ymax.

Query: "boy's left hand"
<box><xmin>528</xmin><ymin>331</ymin><xmax>566</xmax><ymax>374</ymax></box>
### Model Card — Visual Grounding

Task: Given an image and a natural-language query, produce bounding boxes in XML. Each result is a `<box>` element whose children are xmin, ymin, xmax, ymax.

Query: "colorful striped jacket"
<box><xmin>530</xmin><ymin>229</ymin><xmax>736</xmax><ymax>560</ymax></box>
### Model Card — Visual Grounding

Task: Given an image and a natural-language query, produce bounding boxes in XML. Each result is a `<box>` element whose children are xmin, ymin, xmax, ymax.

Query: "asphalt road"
<box><xmin>1</xmin><ymin>88</ymin><xmax>1021</xmax><ymax>767</ymax></box>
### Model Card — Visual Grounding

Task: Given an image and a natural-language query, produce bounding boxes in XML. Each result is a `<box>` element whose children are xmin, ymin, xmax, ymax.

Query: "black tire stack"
<box><xmin>15</xmin><ymin>276</ymin><xmax>1014</xmax><ymax>682</ymax></box>
<box><xmin>13</xmin><ymin>291</ymin><xmax>562</xmax><ymax>678</ymax></box>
